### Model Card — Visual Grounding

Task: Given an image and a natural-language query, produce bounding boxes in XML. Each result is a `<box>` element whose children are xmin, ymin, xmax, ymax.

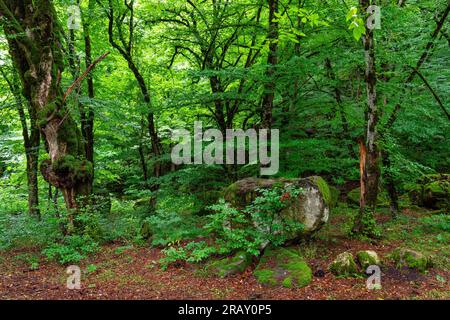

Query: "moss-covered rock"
<box><xmin>407</xmin><ymin>174</ymin><xmax>449</xmax><ymax>211</ymax></box>
<box><xmin>207</xmin><ymin>251</ymin><xmax>253</xmax><ymax>278</ymax></box>
<box><xmin>253</xmin><ymin>247</ymin><xmax>312</xmax><ymax>288</ymax></box>
<box><xmin>223</xmin><ymin>176</ymin><xmax>330</xmax><ymax>239</ymax></box>
<box><xmin>356</xmin><ymin>250</ymin><xmax>381</xmax><ymax>271</ymax></box>
<box><xmin>329</xmin><ymin>252</ymin><xmax>358</xmax><ymax>277</ymax></box>
<box><xmin>390</xmin><ymin>248</ymin><xmax>431</xmax><ymax>273</ymax></box>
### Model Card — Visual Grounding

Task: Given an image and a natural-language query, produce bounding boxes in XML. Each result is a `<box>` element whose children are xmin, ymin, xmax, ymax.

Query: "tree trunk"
<box><xmin>1</xmin><ymin>0</ymin><xmax>93</xmax><ymax>231</ymax></box>
<box><xmin>1</xmin><ymin>67</ymin><xmax>41</xmax><ymax>217</ymax></box>
<box><xmin>106</xmin><ymin>0</ymin><xmax>162</xmax><ymax>179</ymax></box>
<box><xmin>352</xmin><ymin>0</ymin><xmax>381</xmax><ymax>237</ymax></box>
<box><xmin>82</xmin><ymin>0</ymin><xmax>95</xmax><ymax>165</ymax></box>
<box><xmin>25</xmin><ymin>105</ymin><xmax>41</xmax><ymax>218</ymax></box>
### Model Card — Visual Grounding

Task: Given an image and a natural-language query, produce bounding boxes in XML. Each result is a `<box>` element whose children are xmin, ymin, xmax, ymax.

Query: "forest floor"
<box><xmin>0</xmin><ymin>207</ymin><xmax>449</xmax><ymax>300</ymax></box>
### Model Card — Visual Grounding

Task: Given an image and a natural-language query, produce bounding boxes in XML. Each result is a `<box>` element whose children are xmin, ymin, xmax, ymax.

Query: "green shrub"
<box><xmin>143</xmin><ymin>210</ymin><xmax>205</xmax><ymax>247</ymax></box>
<box><xmin>43</xmin><ymin>234</ymin><xmax>99</xmax><ymax>264</ymax></box>
<box><xmin>160</xmin><ymin>185</ymin><xmax>304</xmax><ymax>268</ymax></box>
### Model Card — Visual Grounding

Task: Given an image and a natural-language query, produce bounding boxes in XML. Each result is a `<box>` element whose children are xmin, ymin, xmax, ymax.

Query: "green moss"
<box><xmin>281</xmin><ymin>277</ymin><xmax>293</xmax><ymax>288</ymax></box>
<box><xmin>311</xmin><ymin>176</ymin><xmax>331</xmax><ymax>207</ymax></box>
<box><xmin>37</xmin><ymin>102</ymin><xmax>57</xmax><ymax>127</ymax></box>
<box><xmin>253</xmin><ymin>247</ymin><xmax>312</xmax><ymax>288</ymax></box>
<box><xmin>57</xmin><ymin>116</ymin><xmax>83</xmax><ymax>156</ymax></box>
<box><xmin>207</xmin><ymin>251</ymin><xmax>253</xmax><ymax>278</ymax></box>
<box><xmin>425</xmin><ymin>181</ymin><xmax>447</xmax><ymax>194</ymax></box>
<box><xmin>53</xmin><ymin>155</ymin><xmax>93</xmax><ymax>185</ymax></box>
<box><xmin>391</xmin><ymin>248</ymin><xmax>430</xmax><ymax>273</ymax></box>
<box><xmin>329</xmin><ymin>252</ymin><xmax>359</xmax><ymax>277</ymax></box>
<box><xmin>285</xmin><ymin>259</ymin><xmax>312</xmax><ymax>287</ymax></box>
<box><xmin>356</xmin><ymin>250</ymin><xmax>380</xmax><ymax>270</ymax></box>
<box><xmin>253</xmin><ymin>269</ymin><xmax>277</xmax><ymax>286</ymax></box>
<box><xmin>223</xmin><ymin>182</ymin><xmax>238</xmax><ymax>204</ymax></box>
<box><xmin>408</xmin><ymin>174</ymin><xmax>449</xmax><ymax>210</ymax></box>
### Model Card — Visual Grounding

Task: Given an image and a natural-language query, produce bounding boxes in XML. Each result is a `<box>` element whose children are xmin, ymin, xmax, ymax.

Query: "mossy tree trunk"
<box><xmin>0</xmin><ymin>0</ymin><xmax>93</xmax><ymax>231</ymax></box>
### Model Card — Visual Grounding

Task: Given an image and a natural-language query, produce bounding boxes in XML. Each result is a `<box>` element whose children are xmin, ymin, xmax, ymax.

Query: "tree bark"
<box><xmin>81</xmin><ymin>0</ymin><xmax>95</xmax><ymax>165</ymax></box>
<box><xmin>1</xmin><ymin>68</ymin><xmax>41</xmax><ymax>217</ymax></box>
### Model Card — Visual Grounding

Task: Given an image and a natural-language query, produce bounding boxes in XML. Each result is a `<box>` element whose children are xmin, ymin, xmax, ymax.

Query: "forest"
<box><xmin>0</xmin><ymin>0</ymin><xmax>449</xmax><ymax>301</ymax></box>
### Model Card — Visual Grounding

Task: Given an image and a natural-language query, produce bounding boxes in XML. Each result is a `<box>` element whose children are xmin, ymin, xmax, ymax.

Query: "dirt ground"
<box><xmin>1</xmin><ymin>242</ymin><xmax>448</xmax><ymax>300</ymax></box>
<box><xmin>1</xmin><ymin>208</ymin><xmax>449</xmax><ymax>300</ymax></box>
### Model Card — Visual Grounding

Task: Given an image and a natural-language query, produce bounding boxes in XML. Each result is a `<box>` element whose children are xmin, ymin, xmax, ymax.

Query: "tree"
<box><xmin>352</xmin><ymin>0</ymin><xmax>381</xmax><ymax>237</ymax></box>
<box><xmin>0</xmin><ymin>66</ymin><xmax>40</xmax><ymax>217</ymax></box>
<box><xmin>103</xmin><ymin>0</ymin><xmax>162</xmax><ymax>180</ymax></box>
<box><xmin>0</xmin><ymin>0</ymin><xmax>93</xmax><ymax>231</ymax></box>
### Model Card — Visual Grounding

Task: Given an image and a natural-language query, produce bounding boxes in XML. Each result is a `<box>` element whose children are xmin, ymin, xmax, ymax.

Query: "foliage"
<box><xmin>160</xmin><ymin>185</ymin><xmax>304</xmax><ymax>268</ymax></box>
<box><xmin>0</xmin><ymin>0</ymin><xmax>448</xmax><ymax>267</ymax></box>
<box><xmin>143</xmin><ymin>210</ymin><xmax>205</xmax><ymax>247</ymax></box>
<box><xmin>42</xmin><ymin>234</ymin><xmax>99</xmax><ymax>265</ymax></box>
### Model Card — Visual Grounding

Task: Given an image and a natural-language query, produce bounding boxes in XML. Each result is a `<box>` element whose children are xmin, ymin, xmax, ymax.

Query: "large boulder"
<box><xmin>253</xmin><ymin>247</ymin><xmax>312</xmax><ymax>288</ymax></box>
<box><xmin>224</xmin><ymin>176</ymin><xmax>330</xmax><ymax>238</ymax></box>
<box><xmin>407</xmin><ymin>174</ymin><xmax>449</xmax><ymax>211</ymax></box>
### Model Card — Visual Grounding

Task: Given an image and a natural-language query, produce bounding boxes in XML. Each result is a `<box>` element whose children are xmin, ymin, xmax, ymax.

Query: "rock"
<box><xmin>391</xmin><ymin>248</ymin><xmax>431</xmax><ymax>273</ymax></box>
<box><xmin>347</xmin><ymin>187</ymin><xmax>390</xmax><ymax>207</ymax></box>
<box><xmin>329</xmin><ymin>252</ymin><xmax>358</xmax><ymax>277</ymax></box>
<box><xmin>253</xmin><ymin>247</ymin><xmax>312</xmax><ymax>288</ymax></box>
<box><xmin>313</xmin><ymin>269</ymin><xmax>325</xmax><ymax>278</ymax></box>
<box><xmin>407</xmin><ymin>174</ymin><xmax>449</xmax><ymax>210</ymax></box>
<box><xmin>224</xmin><ymin>176</ymin><xmax>330</xmax><ymax>238</ymax></box>
<box><xmin>356</xmin><ymin>250</ymin><xmax>381</xmax><ymax>271</ymax></box>
<box><xmin>206</xmin><ymin>251</ymin><xmax>253</xmax><ymax>278</ymax></box>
